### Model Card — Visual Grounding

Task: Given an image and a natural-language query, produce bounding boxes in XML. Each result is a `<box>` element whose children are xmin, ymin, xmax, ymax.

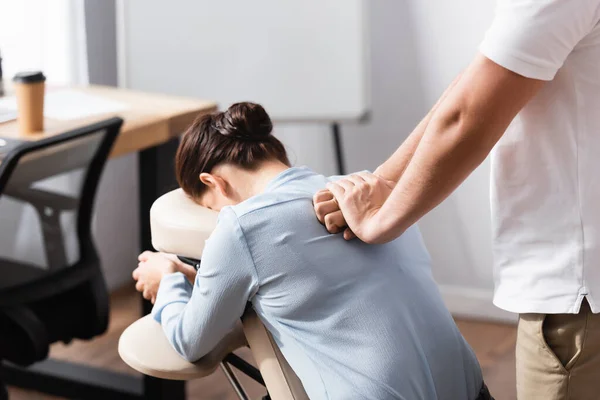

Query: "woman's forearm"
<box><xmin>174</xmin><ymin>261</ymin><xmax>197</xmax><ymax>285</ymax></box>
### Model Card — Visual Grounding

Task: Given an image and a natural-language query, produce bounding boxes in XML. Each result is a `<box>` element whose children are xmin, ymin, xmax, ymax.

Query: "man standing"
<box><xmin>315</xmin><ymin>1</ymin><xmax>600</xmax><ymax>398</ymax></box>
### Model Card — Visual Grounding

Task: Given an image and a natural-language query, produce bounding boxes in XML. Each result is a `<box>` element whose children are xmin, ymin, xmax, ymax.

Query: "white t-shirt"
<box><xmin>480</xmin><ymin>0</ymin><xmax>600</xmax><ymax>314</ymax></box>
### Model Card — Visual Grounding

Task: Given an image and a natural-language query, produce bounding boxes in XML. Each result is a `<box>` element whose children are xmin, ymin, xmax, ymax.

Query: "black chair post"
<box><xmin>0</xmin><ymin>371</ymin><xmax>7</xmax><ymax>400</ymax></box>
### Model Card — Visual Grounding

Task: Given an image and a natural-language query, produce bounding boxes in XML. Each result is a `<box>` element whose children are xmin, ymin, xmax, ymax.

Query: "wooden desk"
<box><xmin>0</xmin><ymin>85</ymin><xmax>216</xmax><ymax>400</ymax></box>
<box><xmin>0</xmin><ymin>85</ymin><xmax>217</xmax><ymax>158</ymax></box>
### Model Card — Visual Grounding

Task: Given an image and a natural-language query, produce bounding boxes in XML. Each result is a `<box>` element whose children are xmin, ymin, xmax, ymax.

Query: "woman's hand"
<box><xmin>133</xmin><ymin>251</ymin><xmax>186</xmax><ymax>304</ymax></box>
<box><xmin>325</xmin><ymin>172</ymin><xmax>395</xmax><ymax>244</ymax></box>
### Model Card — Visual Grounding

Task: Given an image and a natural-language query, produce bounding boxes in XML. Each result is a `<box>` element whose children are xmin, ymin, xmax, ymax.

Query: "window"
<box><xmin>0</xmin><ymin>0</ymin><xmax>88</xmax><ymax>86</ymax></box>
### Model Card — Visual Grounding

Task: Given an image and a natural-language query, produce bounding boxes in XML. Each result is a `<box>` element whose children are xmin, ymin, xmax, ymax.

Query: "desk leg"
<box><xmin>138</xmin><ymin>139</ymin><xmax>186</xmax><ymax>400</ymax></box>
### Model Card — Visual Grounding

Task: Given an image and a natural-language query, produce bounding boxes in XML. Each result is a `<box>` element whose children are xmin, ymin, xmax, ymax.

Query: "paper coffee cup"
<box><xmin>13</xmin><ymin>71</ymin><xmax>46</xmax><ymax>135</ymax></box>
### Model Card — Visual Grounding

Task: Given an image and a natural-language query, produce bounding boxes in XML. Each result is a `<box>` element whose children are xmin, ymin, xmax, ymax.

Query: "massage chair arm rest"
<box><xmin>118</xmin><ymin>315</ymin><xmax>247</xmax><ymax>381</ymax></box>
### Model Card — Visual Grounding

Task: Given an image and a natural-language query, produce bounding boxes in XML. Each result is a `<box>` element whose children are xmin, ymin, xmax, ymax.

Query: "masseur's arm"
<box><xmin>329</xmin><ymin>54</ymin><xmax>544</xmax><ymax>243</ymax></box>
<box><xmin>314</xmin><ymin>74</ymin><xmax>463</xmax><ymax>235</ymax></box>
<box><xmin>151</xmin><ymin>207</ymin><xmax>258</xmax><ymax>362</ymax></box>
<box><xmin>374</xmin><ymin>73</ymin><xmax>463</xmax><ymax>183</ymax></box>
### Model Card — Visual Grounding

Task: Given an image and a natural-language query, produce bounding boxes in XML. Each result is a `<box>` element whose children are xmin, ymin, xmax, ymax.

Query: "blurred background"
<box><xmin>0</xmin><ymin>1</ymin><xmax>517</xmax><ymax>399</ymax></box>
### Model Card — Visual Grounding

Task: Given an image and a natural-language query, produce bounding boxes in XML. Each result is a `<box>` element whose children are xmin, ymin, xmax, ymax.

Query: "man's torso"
<box><xmin>486</xmin><ymin>2</ymin><xmax>600</xmax><ymax>313</ymax></box>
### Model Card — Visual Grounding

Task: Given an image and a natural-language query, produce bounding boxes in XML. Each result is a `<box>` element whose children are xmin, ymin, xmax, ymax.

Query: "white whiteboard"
<box><xmin>117</xmin><ymin>0</ymin><xmax>369</xmax><ymax>121</ymax></box>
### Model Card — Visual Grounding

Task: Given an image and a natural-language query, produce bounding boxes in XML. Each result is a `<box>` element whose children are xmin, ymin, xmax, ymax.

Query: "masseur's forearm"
<box><xmin>373</xmin><ymin>109</ymin><xmax>498</xmax><ymax>242</ymax></box>
<box><xmin>372</xmin><ymin>55</ymin><xmax>544</xmax><ymax>243</ymax></box>
<box><xmin>374</xmin><ymin>74</ymin><xmax>463</xmax><ymax>183</ymax></box>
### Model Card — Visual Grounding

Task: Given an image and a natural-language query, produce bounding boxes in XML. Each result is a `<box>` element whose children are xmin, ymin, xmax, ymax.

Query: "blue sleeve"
<box><xmin>151</xmin><ymin>207</ymin><xmax>259</xmax><ymax>362</ymax></box>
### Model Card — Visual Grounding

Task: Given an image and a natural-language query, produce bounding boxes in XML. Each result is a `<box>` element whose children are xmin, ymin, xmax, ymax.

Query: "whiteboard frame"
<box><xmin>115</xmin><ymin>0</ymin><xmax>128</xmax><ymax>89</ymax></box>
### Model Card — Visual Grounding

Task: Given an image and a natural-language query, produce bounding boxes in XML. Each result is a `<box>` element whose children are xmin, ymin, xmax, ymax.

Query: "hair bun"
<box><xmin>216</xmin><ymin>102</ymin><xmax>273</xmax><ymax>141</ymax></box>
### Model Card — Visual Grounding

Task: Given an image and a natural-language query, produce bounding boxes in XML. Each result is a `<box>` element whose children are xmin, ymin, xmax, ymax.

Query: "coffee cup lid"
<box><xmin>13</xmin><ymin>71</ymin><xmax>46</xmax><ymax>84</ymax></box>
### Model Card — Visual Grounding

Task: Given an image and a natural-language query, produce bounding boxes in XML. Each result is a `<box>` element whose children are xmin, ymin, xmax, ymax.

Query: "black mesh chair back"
<box><xmin>0</xmin><ymin>117</ymin><xmax>123</xmax><ymax>366</ymax></box>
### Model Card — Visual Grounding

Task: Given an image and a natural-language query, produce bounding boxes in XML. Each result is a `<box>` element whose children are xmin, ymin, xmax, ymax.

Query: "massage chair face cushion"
<box><xmin>150</xmin><ymin>189</ymin><xmax>219</xmax><ymax>259</ymax></box>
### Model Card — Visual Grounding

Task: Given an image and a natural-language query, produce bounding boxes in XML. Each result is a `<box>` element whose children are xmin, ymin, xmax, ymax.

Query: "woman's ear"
<box><xmin>199</xmin><ymin>172</ymin><xmax>229</xmax><ymax>196</ymax></box>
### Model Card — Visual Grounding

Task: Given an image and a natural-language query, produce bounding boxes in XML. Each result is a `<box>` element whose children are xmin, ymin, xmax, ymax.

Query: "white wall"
<box><xmin>404</xmin><ymin>1</ymin><xmax>516</xmax><ymax>321</ymax></box>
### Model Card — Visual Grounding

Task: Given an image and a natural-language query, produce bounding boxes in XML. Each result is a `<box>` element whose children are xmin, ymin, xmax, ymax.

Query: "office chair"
<box><xmin>0</xmin><ymin>118</ymin><xmax>123</xmax><ymax>399</ymax></box>
<box><xmin>119</xmin><ymin>188</ymin><xmax>309</xmax><ymax>400</ymax></box>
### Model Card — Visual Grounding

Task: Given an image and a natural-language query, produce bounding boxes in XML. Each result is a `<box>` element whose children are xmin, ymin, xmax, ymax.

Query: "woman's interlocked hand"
<box><xmin>133</xmin><ymin>252</ymin><xmax>183</xmax><ymax>304</ymax></box>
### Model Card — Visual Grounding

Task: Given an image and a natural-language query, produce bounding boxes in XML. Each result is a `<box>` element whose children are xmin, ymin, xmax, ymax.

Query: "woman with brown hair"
<box><xmin>132</xmin><ymin>102</ymin><xmax>488</xmax><ymax>399</ymax></box>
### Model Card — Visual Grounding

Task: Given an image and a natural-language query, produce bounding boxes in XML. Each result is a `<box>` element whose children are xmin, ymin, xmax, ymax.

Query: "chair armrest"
<box><xmin>4</xmin><ymin>187</ymin><xmax>78</xmax><ymax>211</ymax></box>
<box><xmin>118</xmin><ymin>315</ymin><xmax>247</xmax><ymax>380</ymax></box>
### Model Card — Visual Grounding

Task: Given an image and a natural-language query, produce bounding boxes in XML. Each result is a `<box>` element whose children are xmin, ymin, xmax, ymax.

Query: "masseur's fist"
<box><xmin>133</xmin><ymin>251</ymin><xmax>180</xmax><ymax>304</ymax></box>
<box><xmin>325</xmin><ymin>172</ymin><xmax>395</xmax><ymax>244</ymax></box>
<box><xmin>313</xmin><ymin>189</ymin><xmax>356</xmax><ymax>240</ymax></box>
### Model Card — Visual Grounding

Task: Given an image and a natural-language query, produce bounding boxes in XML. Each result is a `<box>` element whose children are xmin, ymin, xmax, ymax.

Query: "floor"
<box><xmin>7</xmin><ymin>286</ymin><xmax>517</xmax><ymax>400</ymax></box>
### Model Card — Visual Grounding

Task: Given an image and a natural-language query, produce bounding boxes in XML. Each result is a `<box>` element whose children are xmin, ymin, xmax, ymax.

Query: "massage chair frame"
<box><xmin>119</xmin><ymin>189</ymin><xmax>308</xmax><ymax>400</ymax></box>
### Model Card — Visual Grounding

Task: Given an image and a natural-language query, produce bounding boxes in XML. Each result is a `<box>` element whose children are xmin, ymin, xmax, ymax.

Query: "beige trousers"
<box><xmin>516</xmin><ymin>299</ymin><xmax>600</xmax><ymax>400</ymax></box>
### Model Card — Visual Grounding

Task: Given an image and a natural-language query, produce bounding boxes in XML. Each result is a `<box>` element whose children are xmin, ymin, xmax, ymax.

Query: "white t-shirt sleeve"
<box><xmin>480</xmin><ymin>0</ymin><xmax>600</xmax><ymax>81</ymax></box>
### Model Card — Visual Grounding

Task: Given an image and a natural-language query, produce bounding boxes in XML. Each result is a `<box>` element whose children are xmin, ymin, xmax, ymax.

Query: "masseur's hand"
<box><xmin>326</xmin><ymin>172</ymin><xmax>395</xmax><ymax>244</ymax></box>
<box><xmin>313</xmin><ymin>189</ymin><xmax>356</xmax><ymax>240</ymax></box>
<box><xmin>133</xmin><ymin>252</ymin><xmax>194</xmax><ymax>304</ymax></box>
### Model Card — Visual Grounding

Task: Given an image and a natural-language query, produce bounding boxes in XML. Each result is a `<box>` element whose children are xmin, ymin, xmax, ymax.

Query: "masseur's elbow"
<box><xmin>429</xmin><ymin>103</ymin><xmax>498</xmax><ymax>163</ymax></box>
<box><xmin>429</xmin><ymin>104</ymin><xmax>470</xmax><ymax>142</ymax></box>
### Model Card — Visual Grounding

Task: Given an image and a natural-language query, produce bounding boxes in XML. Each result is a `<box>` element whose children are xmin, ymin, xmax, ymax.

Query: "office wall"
<box><xmin>405</xmin><ymin>1</ymin><xmax>514</xmax><ymax>321</ymax></box>
<box><xmin>99</xmin><ymin>0</ymin><xmax>512</xmax><ymax>321</ymax></box>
